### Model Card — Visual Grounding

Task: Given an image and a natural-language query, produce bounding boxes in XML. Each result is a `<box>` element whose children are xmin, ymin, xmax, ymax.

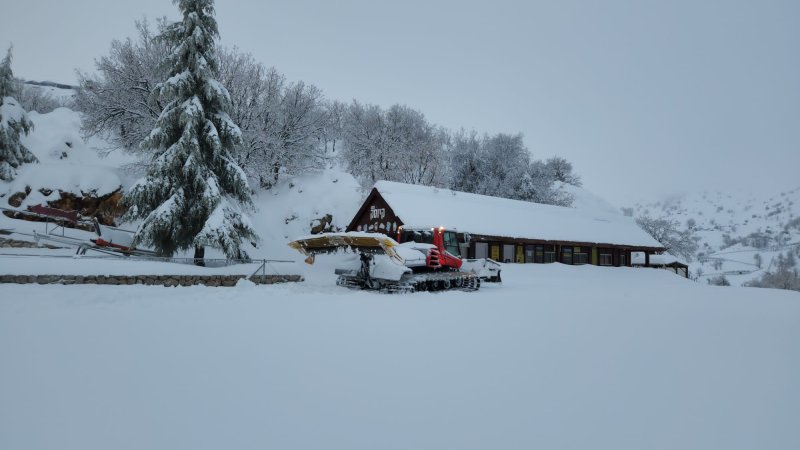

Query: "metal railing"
<box><xmin>1</xmin><ymin>206</ymin><xmax>299</xmax><ymax>277</ymax></box>
<box><xmin>0</xmin><ymin>251</ymin><xmax>297</xmax><ymax>275</ymax></box>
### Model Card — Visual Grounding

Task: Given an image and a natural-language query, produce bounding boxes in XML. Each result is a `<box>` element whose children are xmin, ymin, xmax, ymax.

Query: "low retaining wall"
<box><xmin>0</xmin><ymin>237</ymin><xmax>60</xmax><ymax>249</ymax></box>
<box><xmin>0</xmin><ymin>274</ymin><xmax>303</xmax><ymax>287</ymax></box>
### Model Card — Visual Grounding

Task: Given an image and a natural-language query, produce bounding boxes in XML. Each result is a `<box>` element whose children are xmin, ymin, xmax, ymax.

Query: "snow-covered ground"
<box><xmin>1</xmin><ymin>262</ymin><xmax>798</xmax><ymax>450</ymax></box>
<box><xmin>2</xmin><ymin>85</ymin><xmax>799</xmax><ymax>450</ymax></box>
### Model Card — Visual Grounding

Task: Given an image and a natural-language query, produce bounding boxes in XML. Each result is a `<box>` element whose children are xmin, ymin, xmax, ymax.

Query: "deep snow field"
<box><xmin>1</xmin><ymin>261</ymin><xmax>798</xmax><ymax>450</ymax></box>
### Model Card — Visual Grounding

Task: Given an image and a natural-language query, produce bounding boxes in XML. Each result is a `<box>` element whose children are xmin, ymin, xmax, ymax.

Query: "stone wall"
<box><xmin>0</xmin><ymin>274</ymin><xmax>303</xmax><ymax>287</ymax></box>
<box><xmin>0</xmin><ymin>238</ymin><xmax>60</xmax><ymax>249</ymax></box>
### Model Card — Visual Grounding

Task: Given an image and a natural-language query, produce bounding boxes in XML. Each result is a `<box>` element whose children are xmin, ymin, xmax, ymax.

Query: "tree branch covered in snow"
<box><xmin>445</xmin><ymin>130</ymin><xmax>577</xmax><ymax>206</ymax></box>
<box><xmin>74</xmin><ymin>18</ymin><xmax>171</xmax><ymax>154</ymax></box>
<box><xmin>635</xmin><ymin>215</ymin><xmax>700</xmax><ymax>261</ymax></box>
<box><xmin>0</xmin><ymin>47</ymin><xmax>38</xmax><ymax>181</ymax></box>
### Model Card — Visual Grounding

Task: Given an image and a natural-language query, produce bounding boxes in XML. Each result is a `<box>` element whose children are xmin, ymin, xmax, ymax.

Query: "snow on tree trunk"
<box><xmin>0</xmin><ymin>47</ymin><xmax>37</xmax><ymax>182</ymax></box>
<box><xmin>124</xmin><ymin>0</ymin><xmax>258</xmax><ymax>259</ymax></box>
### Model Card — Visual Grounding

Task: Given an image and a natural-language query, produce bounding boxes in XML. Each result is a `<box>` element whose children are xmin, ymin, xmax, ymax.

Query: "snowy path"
<box><xmin>1</xmin><ymin>264</ymin><xmax>798</xmax><ymax>450</ymax></box>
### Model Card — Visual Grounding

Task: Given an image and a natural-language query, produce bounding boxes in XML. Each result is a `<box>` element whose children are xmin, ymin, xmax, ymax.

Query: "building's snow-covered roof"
<box><xmin>373</xmin><ymin>181</ymin><xmax>664</xmax><ymax>249</ymax></box>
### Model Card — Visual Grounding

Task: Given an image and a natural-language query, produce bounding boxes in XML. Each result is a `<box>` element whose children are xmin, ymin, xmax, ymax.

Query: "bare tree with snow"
<box><xmin>75</xmin><ymin>18</ymin><xmax>171</xmax><ymax>155</ymax></box>
<box><xmin>340</xmin><ymin>102</ymin><xmax>446</xmax><ymax>188</ymax></box>
<box><xmin>15</xmin><ymin>82</ymin><xmax>68</xmax><ymax>114</ymax></box>
<box><xmin>340</xmin><ymin>100</ymin><xmax>389</xmax><ymax>185</ymax></box>
<box><xmin>635</xmin><ymin>215</ymin><xmax>699</xmax><ymax>261</ymax></box>
<box><xmin>124</xmin><ymin>0</ymin><xmax>257</xmax><ymax>263</ymax></box>
<box><xmin>543</xmin><ymin>156</ymin><xmax>581</xmax><ymax>187</ymax></box>
<box><xmin>0</xmin><ymin>47</ymin><xmax>37</xmax><ymax>181</ymax></box>
<box><xmin>444</xmin><ymin>131</ymin><xmax>575</xmax><ymax>206</ymax></box>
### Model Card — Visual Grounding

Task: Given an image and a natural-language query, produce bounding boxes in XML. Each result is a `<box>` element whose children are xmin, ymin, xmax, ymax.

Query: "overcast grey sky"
<box><xmin>2</xmin><ymin>0</ymin><xmax>798</xmax><ymax>206</ymax></box>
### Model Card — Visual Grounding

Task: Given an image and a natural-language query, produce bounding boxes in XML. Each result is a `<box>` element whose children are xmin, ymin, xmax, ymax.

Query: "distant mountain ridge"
<box><xmin>630</xmin><ymin>188</ymin><xmax>800</xmax><ymax>285</ymax></box>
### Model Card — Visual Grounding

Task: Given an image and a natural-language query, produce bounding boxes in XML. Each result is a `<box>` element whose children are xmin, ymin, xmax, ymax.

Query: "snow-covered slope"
<box><xmin>631</xmin><ymin>189</ymin><xmax>800</xmax><ymax>285</ymax></box>
<box><xmin>0</xmin><ymin>103</ymin><xmax>365</xmax><ymax>260</ymax></box>
<box><xmin>247</xmin><ymin>167</ymin><xmax>365</xmax><ymax>260</ymax></box>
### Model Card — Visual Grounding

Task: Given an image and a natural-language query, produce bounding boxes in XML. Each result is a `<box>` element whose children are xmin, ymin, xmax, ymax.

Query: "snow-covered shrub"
<box><xmin>746</xmin><ymin>252</ymin><xmax>800</xmax><ymax>292</ymax></box>
<box><xmin>707</xmin><ymin>275</ymin><xmax>730</xmax><ymax>287</ymax></box>
<box><xmin>15</xmin><ymin>82</ymin><xmax>69</xmax><ymax>114</ymax></box>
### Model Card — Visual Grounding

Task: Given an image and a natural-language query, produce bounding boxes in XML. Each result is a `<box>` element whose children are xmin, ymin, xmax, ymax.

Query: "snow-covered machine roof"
<box><xmin>371</xmin><ymin>181</ymin><xmax>664</xmax><ymax>249</ymax></box>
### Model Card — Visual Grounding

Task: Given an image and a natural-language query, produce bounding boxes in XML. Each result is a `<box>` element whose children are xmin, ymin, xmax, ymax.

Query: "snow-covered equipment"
<box><xmin>461</xmin><ymin>258</ymin><xmax>502</xmax><ymax>282</ymax></box>
<box><xmin>395</xmin><ymin>226</ymin><xmax>502</xmax><ymax>283</ymax></box>
<box><xmin>54</xmin><ymin>219</ymin><xmax>157</xmax><ymax>257</ymax></box>
<box><xmin>91</xmin><ymin>218</ymin><xmax>135</xmax><ymax>251</ymax></box>
<box><xmin>288</xmin><ymin>230</ymin><xmax>482</xmax><ymax>293</ymax></box>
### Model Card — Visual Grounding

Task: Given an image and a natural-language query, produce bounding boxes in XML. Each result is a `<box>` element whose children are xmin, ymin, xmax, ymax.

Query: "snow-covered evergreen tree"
<box><xmin>0</xmin><ymin>47</ymin><xmax>37</xmax><ymax>181</ymax></box>
<box><xmin>125</xmin><ymin>0</ymin><xmax>258</xmax><ymax>261</ymax></box>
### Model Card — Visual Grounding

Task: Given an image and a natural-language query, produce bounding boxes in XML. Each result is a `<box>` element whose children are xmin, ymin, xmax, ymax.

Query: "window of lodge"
<box><xmin>574</xmin><ymin>246</ymin><xmax>588</xmax><ymax>265</ymax></box>
<box><xmin>561</xmin><ymin>246</ymin><xmax>573</xmax><ymax>264</ymax></box>
<box><xmin>525</xmin><ymin>245</ymin><xmax>535</xmax><ymax>263</ymax></box>
<box><xmin>544</xmin><ymin>246</ymin><xmax>556</xmax><ymax>263</ymax></box>
<box><xmin>599</xmin><ymin>249</ymin><xmax>613</xmax><ymax>266</ymax></box>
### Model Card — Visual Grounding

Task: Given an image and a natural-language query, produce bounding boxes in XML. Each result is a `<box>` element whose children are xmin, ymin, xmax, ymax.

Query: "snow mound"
<box><xmin>3</xmin><ymin>108</ymin><xmax>128</xmax><ymax>199</ymax></box>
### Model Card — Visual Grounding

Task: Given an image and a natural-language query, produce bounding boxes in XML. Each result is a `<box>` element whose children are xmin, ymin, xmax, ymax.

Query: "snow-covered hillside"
<box><xmin>0</xmin><ymin>101</ymin><xmax>367</xmax><ymax>260</ymax></box>
<box><xmin>247</xmin><ymin>169</ymin><xmax>364</xmax><ymax>260</ymax></box>
<box><xmin>631</xmin><ymin>189</ymin><xmax>800</xmax><ymax>286</ymax></box>
<box><xmin>4</xmin><ymin>100</ymin><xmax>798</xmax><ymax>291</ymax></box>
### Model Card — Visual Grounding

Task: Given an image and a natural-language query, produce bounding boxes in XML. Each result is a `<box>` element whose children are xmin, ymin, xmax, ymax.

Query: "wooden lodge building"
<box><xmin>346</xmin><ymin>181</ymin><xmax>665</xmax><ymax>267</ymax></box>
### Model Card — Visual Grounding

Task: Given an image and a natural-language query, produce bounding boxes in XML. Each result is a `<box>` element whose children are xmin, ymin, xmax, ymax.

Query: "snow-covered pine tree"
<box><xmin>0</xmin><ymin>47</ymin><xmax>37</xmax><ymax>181</ymax></box>
<box><xmin>125</xmin><ymin>0</ymin><xmax>258</xmax><ymax>261</ymax></box>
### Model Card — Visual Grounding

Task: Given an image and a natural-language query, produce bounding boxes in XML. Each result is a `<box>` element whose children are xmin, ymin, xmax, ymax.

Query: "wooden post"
<box><xmin>194</xmin><ymin>246</ymin><xmax>206</xmax><ymax>267</ymax></box>
<box><xmin>645</xmin><ymin>251</ymin><xmax>650</xmax><ymax>267</ymax></box>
